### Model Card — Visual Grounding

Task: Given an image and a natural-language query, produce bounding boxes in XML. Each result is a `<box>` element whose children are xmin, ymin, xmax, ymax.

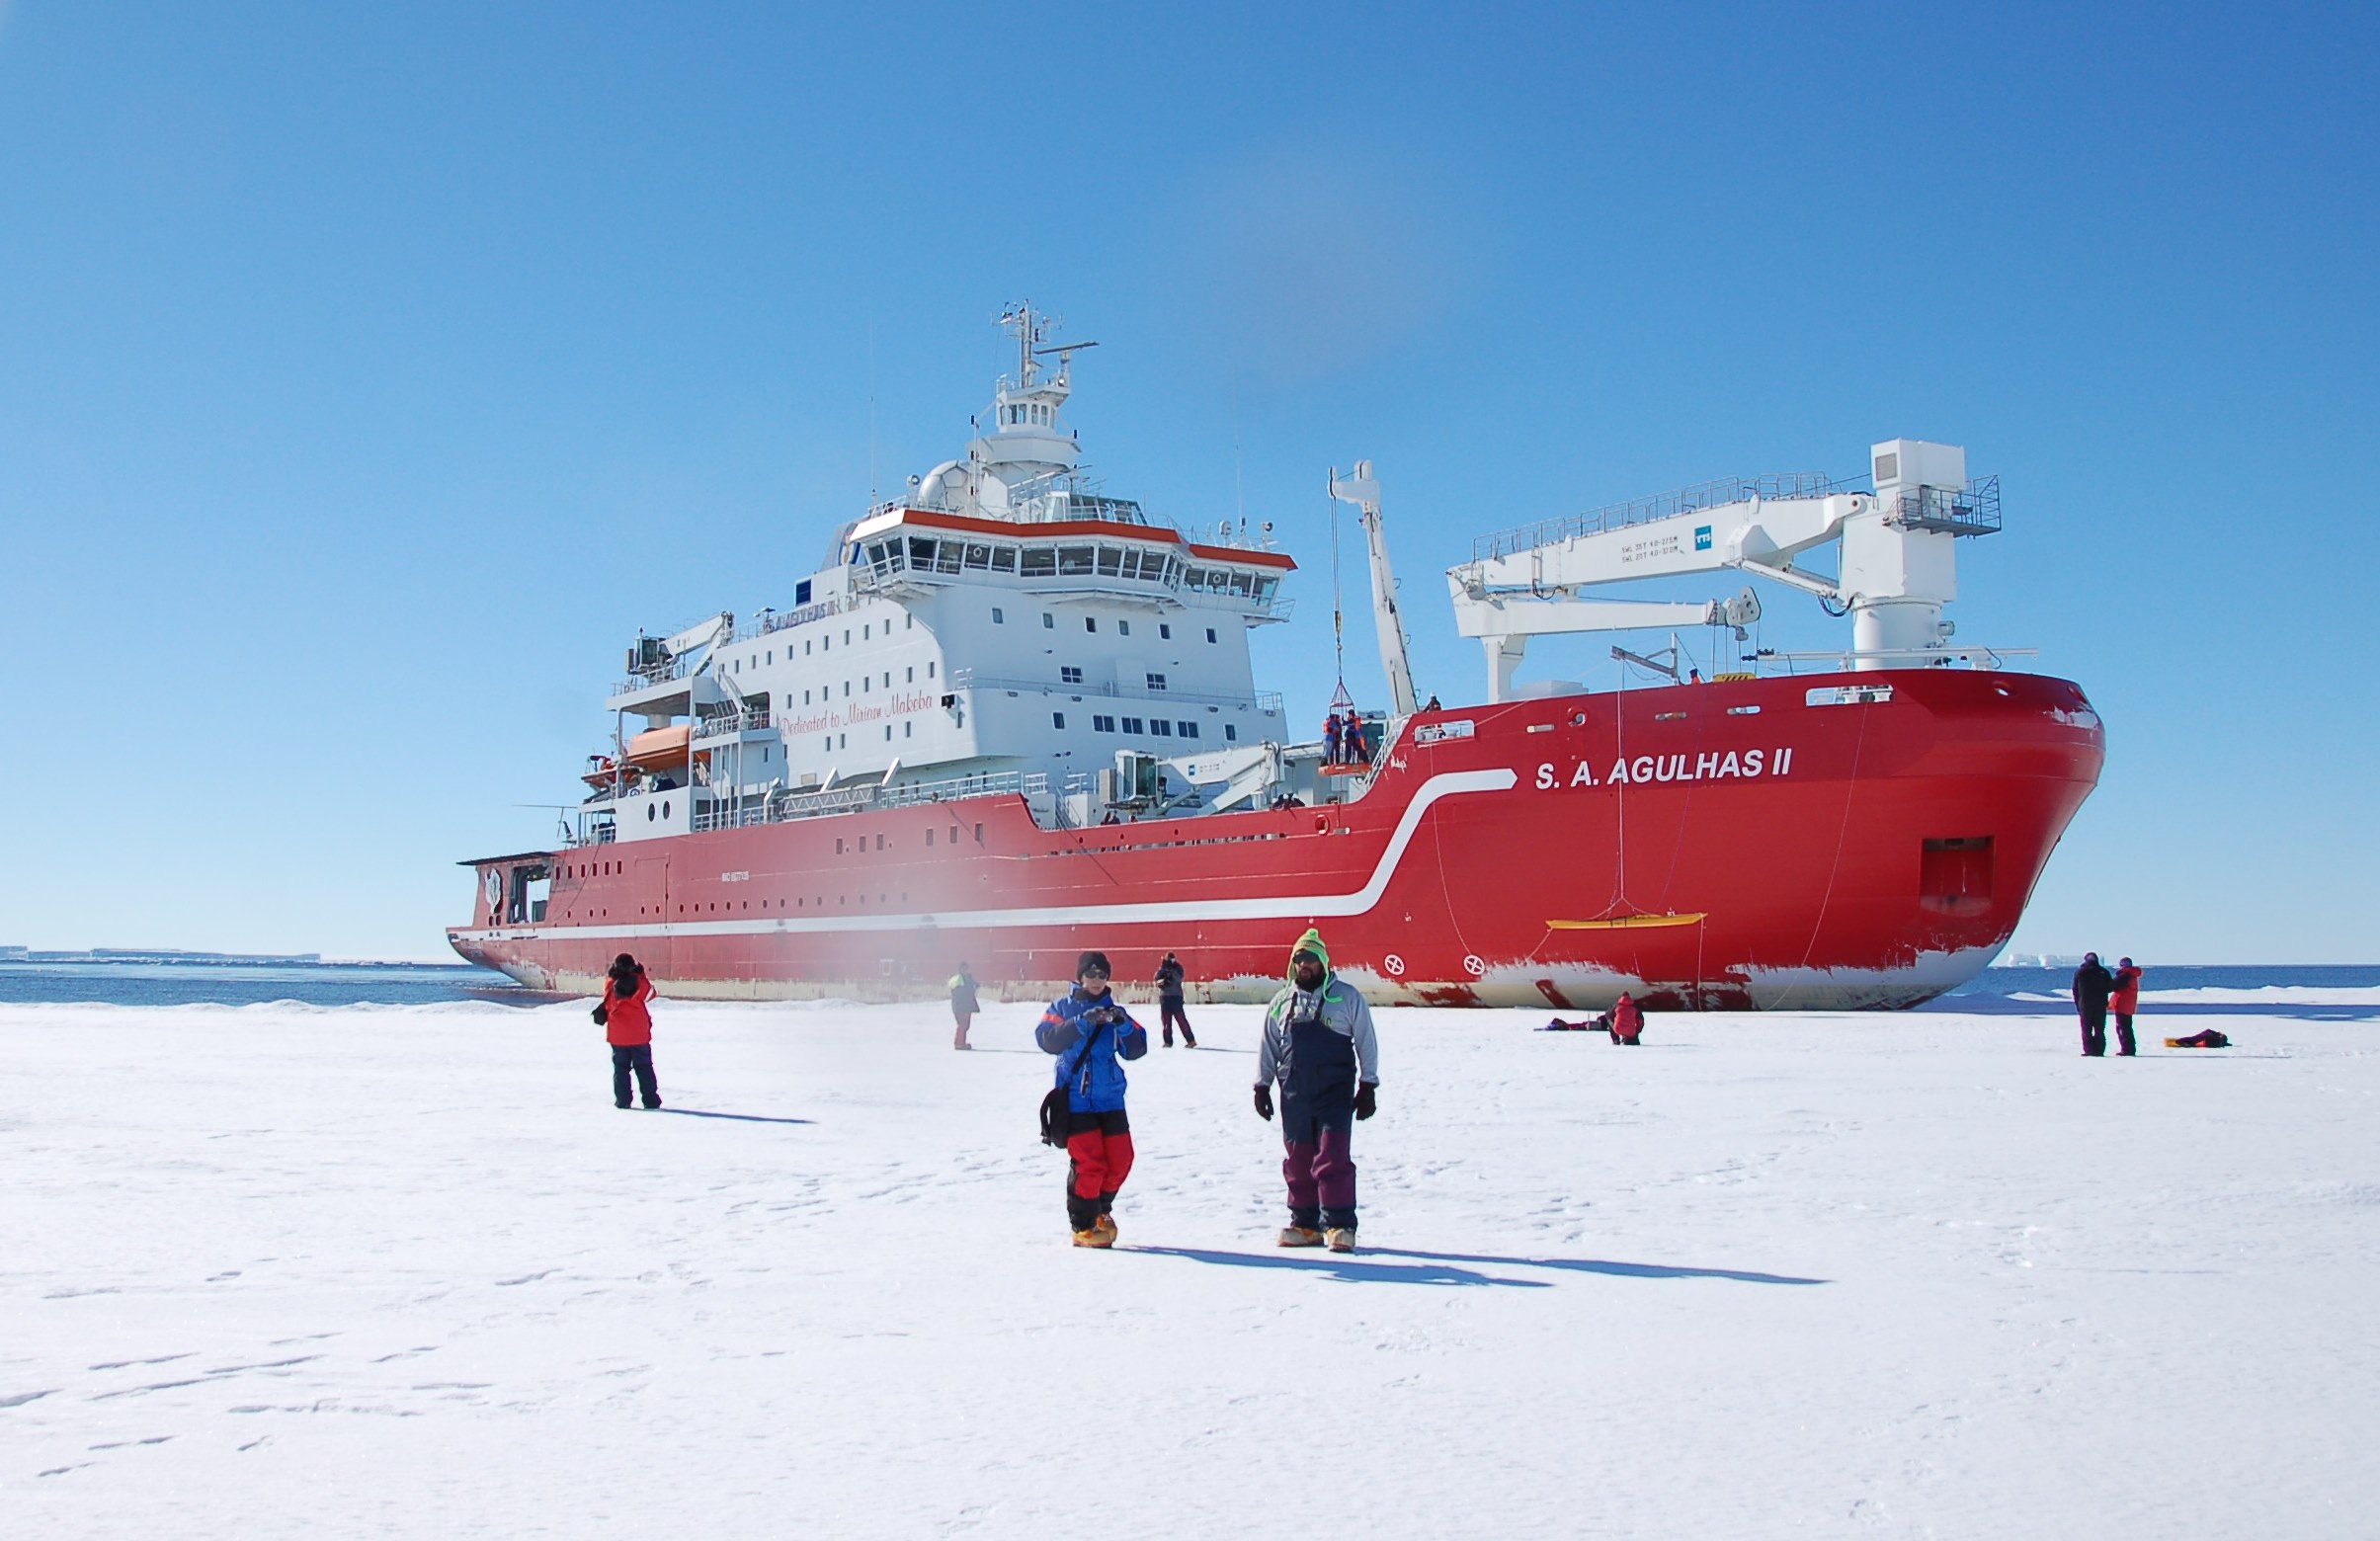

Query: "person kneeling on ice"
<box><xmin>599</xmin><ymin>953</ymin><xmax>662</xmax><ymax>1110</ymax></box>
<box><xmin>1254</xmin><ymin>929</ymin><xmax>1380</xmax><ymax>1254</ymax></box>
<box><xmin>1035</xmin><ymin>951</ymin><xmax>1149</xmax><ymax>1248</ymax></box>
<box><xmin>1609</xmin><ymin>992</ymin><xmax>1644</xmax><ymax>1045</ymax></box>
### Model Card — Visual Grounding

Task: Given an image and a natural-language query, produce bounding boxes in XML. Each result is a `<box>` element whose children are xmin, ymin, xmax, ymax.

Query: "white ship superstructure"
<box><xmin>591</xmin><ymin>305</ymin><xmax>1297</xmax><ymax>848</ymax></box>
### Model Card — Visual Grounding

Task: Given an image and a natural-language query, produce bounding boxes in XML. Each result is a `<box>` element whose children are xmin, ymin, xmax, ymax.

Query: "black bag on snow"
<box><xmin>592</xmin><ymin>1002</ymin><xmax>609</xmax><ymax>1027</ymax></box>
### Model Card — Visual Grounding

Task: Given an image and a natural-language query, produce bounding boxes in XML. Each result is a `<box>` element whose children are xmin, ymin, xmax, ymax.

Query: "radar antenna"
<box><xmin>997</xmin><ymin>301</ymin><xmax>1098</xmax><ymax>386</ymax></box>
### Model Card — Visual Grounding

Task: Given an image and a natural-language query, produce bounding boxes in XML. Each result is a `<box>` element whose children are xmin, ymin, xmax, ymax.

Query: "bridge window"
<box><xmin>1058</xmin><ymin>545</ymin><xmax>1094</xmax><ymax>576</ymax></box>
<box><xmin>991</xmin><ymin>547</ymin><xmax>1017</xmax><ymax>573</ymax></box>
<box><xmin>1023</xmin><ymin>549</ymin><xmax>1056</xmax><ymax>578</ymax></box>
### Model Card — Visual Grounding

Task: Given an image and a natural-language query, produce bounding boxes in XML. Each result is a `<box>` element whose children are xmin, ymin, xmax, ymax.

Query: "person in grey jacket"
<box><xmin>1253</xmin><ymin>927</ymin><xmax>1379</xmax><ymax>1253</ymax></box>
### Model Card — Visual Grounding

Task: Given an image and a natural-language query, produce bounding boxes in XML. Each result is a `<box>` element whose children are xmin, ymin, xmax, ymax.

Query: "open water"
<box><xmin>2</xmin><ymin>959</ymin><xmax>2373</xmax><ymax>1013</ymax></box>
<box><xmin>0</xmin><ymin>960</ymin><xmax>547</xmax><ymax>1009</ymax></box>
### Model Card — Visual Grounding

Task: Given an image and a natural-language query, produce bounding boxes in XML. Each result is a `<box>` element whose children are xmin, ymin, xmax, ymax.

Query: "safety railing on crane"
<box><xmin>1470</xmin><ymin>471</ymin><xmax>1867</xmax><ymax>564</ymax></box>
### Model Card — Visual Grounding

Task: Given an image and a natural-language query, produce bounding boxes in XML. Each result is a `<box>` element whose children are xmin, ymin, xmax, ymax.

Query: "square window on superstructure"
<box><xmin>1151</xmin><ymin>720</ymin><xmax>1173</xmax><ymax>737</ymax></box>
<box><xmin>1094</xmin><ymin>714</ymin><xmax>1115</xmax><ymax>732</ymax></box>
<box><xmin>1179</xmin><ymin>721</ymin><xmax>1198</xmax><ymax>739</ymax></box>
<box><xmin>1061</xmin><ymin>666</ymin><xmax>1083</xmax><ymax>685</ymax></box>
<box><xmin>1052</xmin><ymin>711</ymin><xmax>1067</xmax><ymax>729</ymax></box>
<box><xmin>1147</xmin><ymin>673</ymin><xmax>1167</xmax><ymax>691</ymax></box>
<box><xmin>1122</xmin><ymin>716</ymin><xmax>1143</xmax><ymax>733</ymax></box>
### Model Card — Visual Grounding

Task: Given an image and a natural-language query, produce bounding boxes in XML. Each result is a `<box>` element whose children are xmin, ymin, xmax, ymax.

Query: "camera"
<box><xmin>1086</xmin><ymin>1005</ymin><xmax>1125</xmax><ymax>1027</ymax></box>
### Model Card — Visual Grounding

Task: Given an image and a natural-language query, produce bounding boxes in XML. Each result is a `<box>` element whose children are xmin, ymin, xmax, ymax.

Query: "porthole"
<box><xmin>647</xmin><ymin>805</ymin><xmax>656</xmax><ymax>822</ymax></box>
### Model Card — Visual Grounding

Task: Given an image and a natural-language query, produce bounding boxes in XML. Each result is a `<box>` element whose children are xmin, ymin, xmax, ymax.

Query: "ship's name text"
<box><xmin>1532</xmin><ymin>746</ymin><xmax>1795</xmax><ymax>789</ymax></box>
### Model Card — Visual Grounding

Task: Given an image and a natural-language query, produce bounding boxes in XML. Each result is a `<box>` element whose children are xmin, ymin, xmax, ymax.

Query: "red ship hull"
<box><xmin>450</xmin><ymin>669</ymin><xmax>2102</xmax><ymax>1011</ymax></box>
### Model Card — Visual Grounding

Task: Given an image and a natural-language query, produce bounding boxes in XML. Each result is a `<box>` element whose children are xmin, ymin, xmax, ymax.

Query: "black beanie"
<box><xmin>1077</xmin><ymin>950</ymin><xmax>1111</xmax><ymax>978</ymax></box>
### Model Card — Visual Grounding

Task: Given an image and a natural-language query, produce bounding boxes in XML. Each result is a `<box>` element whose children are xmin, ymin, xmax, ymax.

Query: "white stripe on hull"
<box><xmin>451</xmin><ymin>767</ymin><xmax>1516</xmax><ymax>947</ymax></box>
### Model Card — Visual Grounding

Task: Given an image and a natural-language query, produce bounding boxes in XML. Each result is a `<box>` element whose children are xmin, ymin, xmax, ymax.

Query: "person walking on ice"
<box><xmin>1154</xmin><ymin>950</ymin><xmax>1196</xmax><ymax>1048</ymax></box>
<box><xmin>1035</xmin><ymin>951</ymin><xmax>1149</xmax><ymax>1248</ymax></box>
<box><xmin>2073</xmin><ymin>952</ymin><xmax>2115</xmax><ymax>1057</ymax></box>
<box><xmin>948</xmin><ymin>961</ymin><xmax>981</xmax><ymax>1050</ymax></box>
<box><xmin>1253</xmin><ymin>928</ymin><xmax>1379</xmax><ymax>1253</ymax></box>
<box><xmin>2109</xmin><ymin>956</ymin><xmax>2143</xmax><ymax>1056</ymax></box>
<box><xmin>599</xmin><ymin>952</ymin><xmax>661</xmax><ymax>1110</ymax></box>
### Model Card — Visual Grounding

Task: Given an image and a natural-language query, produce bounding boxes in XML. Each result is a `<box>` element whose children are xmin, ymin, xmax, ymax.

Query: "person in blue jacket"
<box><xmin>1035</xmin><ymin>950</ymin><xmax>1150</xmax><ymax>1248</ymax></box>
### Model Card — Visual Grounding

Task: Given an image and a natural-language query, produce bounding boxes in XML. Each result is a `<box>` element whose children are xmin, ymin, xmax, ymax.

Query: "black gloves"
<box><xmin>1354</xmin><ymin>1083</ymin><xmax>1377</xmax><ymax>1120</ymax></box>
<box><xmin>1253</xmin><ymin>1084</ymin><xmax>1274</xmax><ymax>1120</ymax></box>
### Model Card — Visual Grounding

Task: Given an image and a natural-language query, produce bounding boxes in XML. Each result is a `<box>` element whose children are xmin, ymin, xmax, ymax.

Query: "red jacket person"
<box><xmin>601</xmin><ymin>953</ymin><xmax>661</xmax><ymax>1110</ymax></box>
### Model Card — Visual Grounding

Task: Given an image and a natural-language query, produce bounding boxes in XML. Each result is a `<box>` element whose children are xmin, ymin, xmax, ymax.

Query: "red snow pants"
<box><xmin>1065</xmin><ymin>1109</ymin><xmax>1134</xmax><ymax>1229</ymax></box>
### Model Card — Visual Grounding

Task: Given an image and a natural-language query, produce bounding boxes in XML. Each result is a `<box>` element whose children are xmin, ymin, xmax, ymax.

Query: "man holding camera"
<box><xmin>1035</xmin><ymin>950</ymin><xmax>1150</xmax><ymax>1248</ymax></box>
<box><xmin>1254</xmin><ymin>929</ymin><xmax>1380</xmax><ymax>1253</ymax></box>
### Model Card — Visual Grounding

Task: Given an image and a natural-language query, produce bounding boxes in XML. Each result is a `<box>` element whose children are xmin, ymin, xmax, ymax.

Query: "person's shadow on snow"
<box><xmin>656</xmin><ymin>1108</ymin><xmax>813</xmax><ymax>1125</ymax></box>
<box><xmin>1131</xmin><ymin>1245</ymin><xmax>1825</xmax><ymax>1287</ymax></box>
<box><xmin>1130</xmin><ymin>1245</ymin><xmax>1545</xmax><ymax>1286</ymax></box>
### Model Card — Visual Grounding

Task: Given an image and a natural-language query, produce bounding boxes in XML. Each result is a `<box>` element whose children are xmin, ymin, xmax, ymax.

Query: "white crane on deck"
<box><xmin>1328</xmin><ymin>460</ymin><xmax>1420</xmax><ymax>718</ymax></box>
<box><xmin>1443</xmin><ymin>439</ymin><xmax>2002</xmax><ymax>702</ymax></box>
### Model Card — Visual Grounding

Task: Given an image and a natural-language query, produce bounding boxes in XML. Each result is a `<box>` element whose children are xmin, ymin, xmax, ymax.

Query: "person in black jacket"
<box><xmin>2072</xmin><ymin>953</ymin><xmax>2115</xmax><ymax>1057</ymax></box>
<box><xmin>1154</xmin><ymin>951</ymin><xmax>1195</xmax><ymax>1048</ymax></box>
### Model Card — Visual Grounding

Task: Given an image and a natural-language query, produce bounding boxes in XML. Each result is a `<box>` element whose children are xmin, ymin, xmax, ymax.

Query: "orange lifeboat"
<box><xmin>623</xmin><ymin>724</ymin><xmax>693</xmax><ymax>773</ymax></box>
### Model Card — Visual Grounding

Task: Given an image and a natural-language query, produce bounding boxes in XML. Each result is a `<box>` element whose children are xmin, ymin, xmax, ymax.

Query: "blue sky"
<box><xmin>2</xmin><ymin>3</ymin><xmax>2372</xmax><ymax>961</ymax></box>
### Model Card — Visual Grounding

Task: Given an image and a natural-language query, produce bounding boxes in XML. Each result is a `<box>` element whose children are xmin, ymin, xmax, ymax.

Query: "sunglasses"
<box><xmin>1080</xmin><ymin>966</ymin><xmax>1110</xmax><ymax>978</ymax></box>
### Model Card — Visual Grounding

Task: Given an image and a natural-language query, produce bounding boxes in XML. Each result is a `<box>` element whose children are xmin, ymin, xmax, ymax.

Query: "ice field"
<box><xmin>6</xmin><ymin>989</ymin><xmax>2376</xmax><ymax>1539</ymax></box>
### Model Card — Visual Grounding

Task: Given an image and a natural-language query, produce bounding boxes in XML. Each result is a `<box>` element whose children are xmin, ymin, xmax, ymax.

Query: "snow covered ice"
<box><xmin>6</xmin><ymin>993</ymin><xmax>2376</xmax><ymax>1538</ymax></box>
